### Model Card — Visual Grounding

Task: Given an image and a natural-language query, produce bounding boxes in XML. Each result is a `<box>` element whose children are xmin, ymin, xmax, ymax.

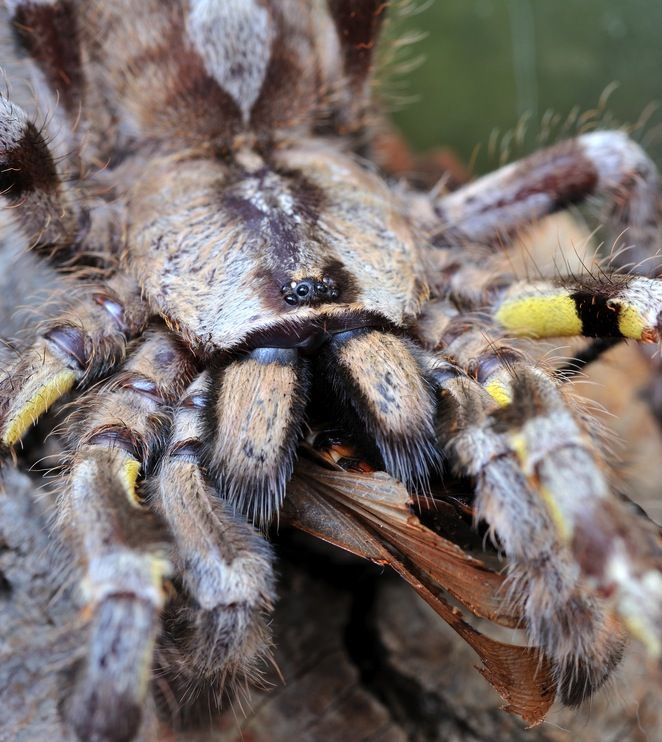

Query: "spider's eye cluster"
<box><xmin>281</xmin><ymin>276</ymin><xmax>340</xmax><ymax>306</ymax></box>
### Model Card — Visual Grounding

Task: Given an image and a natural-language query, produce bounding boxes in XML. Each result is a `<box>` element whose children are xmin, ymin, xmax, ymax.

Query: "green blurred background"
<box><xmin>387</xmin><ymin>0</ymin><xmax>662</xmax><ymax>174</ymax></box>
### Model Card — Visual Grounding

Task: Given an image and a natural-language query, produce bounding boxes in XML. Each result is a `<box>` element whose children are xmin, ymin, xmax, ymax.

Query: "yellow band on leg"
<box><xmin>120</xmin><ymin>458</ymin><xmax>143</xmax><ymax>508</ymax></box>
<box><xmin>2</xmin><ymin>369</ymin><xmax>76</xmax><ymax>446</ymax></box>
<box><xmin>616</xmin><ymin>303</ymin><xmax>648</xmax><ymax>340</ymax></box>
<box><xmin>509</xmin><ymin>431</ymin><xmax>572</xmax><ymax>541</ymax></box>
<box><xmin>484</xmin><ymin>379</ymin><xmax>512</xmax><ymax>406</ymax></box>
<box><xmin>495</xmin><ymin>294</ymin><xmax>582</xmax><ymax>338</ymax></box>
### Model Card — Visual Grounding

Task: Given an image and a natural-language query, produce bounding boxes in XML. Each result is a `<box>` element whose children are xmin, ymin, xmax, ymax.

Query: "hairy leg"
<box><xmin>318</xmin><ymin>328</ymin><xmax>440</xmax><ymax>492</ymax></box>
<box><xmin>430</xmin><ymin>131</ymin><xmax>660</xmax><ymax>271</ymax></box>
<box><xmin>61</xmin><ymin>330</ymin><xmax>195</xmax><ymax>741</ymax></box>
<box><xmin>490</xmin><ymin>274</ymin><xmax>662</xmax><ymax>342</ymax></box>
<box><xmin>429</xmin><ymin>358</ymin><xmax>626</xmax><ymax>703</ymax></box>
<box><xmin>0</xmin><ymin>94</ymin><xmax>82</xmax><ymax>257</ymax></box>
<box><xmin>423</xmin><ymin>262</ymin><xmax>662</xmax><ymax>345</ymax></box>
<box><xmin>151</xmin><ymin>373</ymin><xmax>275</xmax><ymax>698</ymax></box>
<box><xmin>0</xmin><ymin>273</ymin><xmax>148</xmax><ymax>452</ymax></box>
<box><xmin>206</xmin><ymin>347</ymin><xmax>310</xmax><ymax>526</ymax></box>
<box><xmin>426</xmin><ymin>316</ymin><xmax>662</xmax><ymax>653</ymax></box>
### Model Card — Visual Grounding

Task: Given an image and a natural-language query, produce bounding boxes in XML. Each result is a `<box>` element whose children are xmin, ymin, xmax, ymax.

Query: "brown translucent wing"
<box><xmin>291</xmin><ymin>459</ymin><xmax>515</xmax><ymax>624</ymax></box>
<box><xmin>285</xmin><ymin>459</ymin><xmax>556</xmax><ymax>726</ymax></box>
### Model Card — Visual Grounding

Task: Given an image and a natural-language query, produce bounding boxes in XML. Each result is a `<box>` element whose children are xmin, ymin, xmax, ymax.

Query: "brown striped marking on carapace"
<box><xmin>328</xmin><ymin>0</ymin><xmax>388</xmax><ymax>82</ymax></box>
<box><xmin>11</xmin><ymin>0</ymin><xmax>84</xmax><ymax>115</ymax></box>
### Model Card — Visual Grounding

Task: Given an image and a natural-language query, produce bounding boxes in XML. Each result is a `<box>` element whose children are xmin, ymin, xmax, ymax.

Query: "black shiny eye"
<box><xmin>281</xmin><ymin>276</ymin><xmax>342</xmax><ymax>305</ymax></box>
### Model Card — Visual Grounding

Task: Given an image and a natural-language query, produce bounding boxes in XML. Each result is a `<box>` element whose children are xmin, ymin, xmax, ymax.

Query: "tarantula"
<box><xmin>1</xmin><ymin>0</ymin><xmax>662</xmax><ymax>739</ymax></box>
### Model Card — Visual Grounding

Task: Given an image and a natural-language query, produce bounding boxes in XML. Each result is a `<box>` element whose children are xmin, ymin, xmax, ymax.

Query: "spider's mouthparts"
<box><xmin>242</xmin><ymin>311</ymin><xmax>392</xmax><ymax>354</ymax></box>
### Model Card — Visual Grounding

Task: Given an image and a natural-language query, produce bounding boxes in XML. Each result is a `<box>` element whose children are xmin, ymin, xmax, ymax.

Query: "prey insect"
<box><xmin>0</xmin><ymin>1</ymin><xmax>661</xmax><ymax>740</ymax></box>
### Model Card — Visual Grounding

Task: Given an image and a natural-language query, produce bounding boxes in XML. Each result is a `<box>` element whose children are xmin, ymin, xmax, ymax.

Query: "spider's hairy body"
<box><xmin>1</xmin><ymin>1</ymin><xmax>662</xmax><ymax>740</ymax></box>
<box><xmin>128</xmin><ymin>143</ymin><xmax>428</xmax><ymax>352</ymax></box>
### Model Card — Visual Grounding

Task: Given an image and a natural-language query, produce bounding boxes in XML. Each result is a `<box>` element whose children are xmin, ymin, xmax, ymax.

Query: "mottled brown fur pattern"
<box><xmin>151</xmin><ymin>372</ymin><xmax>274</xmax><ymax>690</ymax></box>
<box><xmin>1</xmin><ymin>1</ymin><xmax>662</xmax><ymax>740</ymax></box>
<box><xmin>207</xmin><ymin>349</ymin><xmax>310</xmax><ymax>522</ymax></box>
<box><xmin>127</xmin><ymin>143</ymin><xmax>428</xmax><ymax>352</ymax></box>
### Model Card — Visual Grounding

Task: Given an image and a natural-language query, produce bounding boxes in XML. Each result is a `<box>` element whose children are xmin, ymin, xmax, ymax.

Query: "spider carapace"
<box><xmin>0</xmin><ymin>1</ymin><xmax>661</xmax><ymax>740</ymax></box>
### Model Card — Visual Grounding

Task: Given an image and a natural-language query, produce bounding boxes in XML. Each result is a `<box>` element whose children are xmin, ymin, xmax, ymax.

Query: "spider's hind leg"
<box><xmin>151</xmin><ymin>373</ymin><xmax>274</xmax><ymax>698</ymax></box>
<box><xmin>318</xmin><ymin>328</ymin><xmax>440</xmax><ymax>491</ymax></box>
<box><xmin>432</xmin><ymin>130</ymin><xmax>660</xmax><ymax>272</ymax></box>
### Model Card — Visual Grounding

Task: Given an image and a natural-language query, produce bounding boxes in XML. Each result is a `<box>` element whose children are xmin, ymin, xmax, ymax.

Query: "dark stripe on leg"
<box><xmin>433</xmin><ymin>132</ymin><xmax>659</xmax><ymax>262</ymax></box>
<box><xmin>570</xmin><ymin>291</ymin><xmax>623</xmax><ymax>337</ymax></box>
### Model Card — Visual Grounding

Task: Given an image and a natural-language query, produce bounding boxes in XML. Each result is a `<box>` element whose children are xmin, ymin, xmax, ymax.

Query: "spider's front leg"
<box><xmin>435</xmin><ymin>252</ymin><xmax>662</xmax><ymax>346</ymax></box>
<box><xmin>431</xmin><ymin>130</ymin><xmax>660</xmax><ymax>272</ymax></box>
<box><xmin>429</xmin><ymin>357</ymin><xmax>626</xmax><ymax>703</ymax></box>
<box><xmin>0</xmin><ymin>273</ymin><xmax>148</xmax><ymax>454</ymax></box>
<box><xmin>151</xmin><ymin>372</ymin><xmax>275</xmax><ymax>691</ymax></box>
<box><xmin>61</xmin><ymin>331</ymin><xmax>195</xmax><ymax>741</ymax></box>
<box><xmin>430</xmin><ymin>317</ymin><xmax>662</xmax><ymax>661</ymax></box>
<box><xmin>0</xmin><ymin>95</ymin><xmax>82</xmax><ymax>259</ymax></box>
<box><xmin>59</xmin><ymin>335</ymin><xmax>276</xmax><ymax>739</ymax></box>
<box><xmin>489</xmin><ymin>273</ymin><xmax>662</xmax><ymax>344</ymax></box>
